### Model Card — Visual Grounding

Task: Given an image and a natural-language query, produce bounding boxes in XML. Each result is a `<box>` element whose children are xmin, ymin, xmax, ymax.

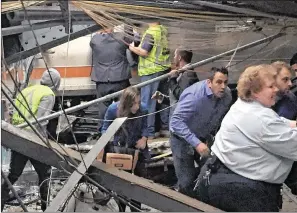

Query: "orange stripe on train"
<box><xmin>2</xmin><ymin>66</ymin><xmax>92</xmax><ymax>81</ymax></box>
<box><xmin>30</xmin><ymin>67</ymin><xmax>92</xmax><ymax>79</ymax></box>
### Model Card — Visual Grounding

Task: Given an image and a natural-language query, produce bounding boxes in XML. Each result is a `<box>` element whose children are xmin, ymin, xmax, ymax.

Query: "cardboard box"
<box><xmin>106</xmin><ymin>153</ymin><xmax>133</xmax><ymax>170</ymax></box>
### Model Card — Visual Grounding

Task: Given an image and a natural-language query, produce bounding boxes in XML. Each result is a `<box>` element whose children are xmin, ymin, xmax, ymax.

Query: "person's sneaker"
<box><xmin>160</xmin><ymin>129</ymin><xmax>170</xmax><ymax>137</ymax></box>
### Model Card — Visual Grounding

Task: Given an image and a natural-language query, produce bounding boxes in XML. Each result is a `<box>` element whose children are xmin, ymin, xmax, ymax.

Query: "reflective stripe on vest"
<box><xmin>138</xmin><ymin>25</ymin><xmax>171</xmax><ymax>76</ymax></box>
<box><xmin>12</xmin><ymin>84</ymin><xmax>54</xmax><ymax>127</ymax></box>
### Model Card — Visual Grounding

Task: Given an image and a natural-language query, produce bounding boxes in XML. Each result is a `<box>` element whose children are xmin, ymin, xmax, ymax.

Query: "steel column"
<box><xmin>17</xmin><ymin>32</ymin><xmax>285</xmax><ymax>128</ymax></box>
<box><xmin>58</xmin><ymin>0</ymin><xmax>72</xmax><ymax>33</ymax></box>
<box><xmin>2</xmin><ymin>121</ymin><xmax>221</xmax><ymax>212</ymax></box>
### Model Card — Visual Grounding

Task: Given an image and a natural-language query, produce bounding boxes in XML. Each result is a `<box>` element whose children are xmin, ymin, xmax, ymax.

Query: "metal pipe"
<box><xmin>1</xmin><ymin>170</ymin><xmax>28</xmax><ymax>212</ymax></box>
<box><xmin>17</xmin><ymin>32</ymin><xmax>284</xmax><ymax>128</ymax></box>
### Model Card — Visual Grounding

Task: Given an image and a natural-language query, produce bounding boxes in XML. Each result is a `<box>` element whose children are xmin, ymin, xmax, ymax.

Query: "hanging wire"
<box><xmin>57</xmin><ymin>2</ymin><xmax>72</xmax><ymax>144</ymax></box>
<box><xmin>19</xmin><ymin>0</ymin><xmax>89</xmax><ymax>171</ymax></box>
<box><xmin>20</xmin><ymin>99</ymin><xmax>177</xmax><ymax>122</ymax></box>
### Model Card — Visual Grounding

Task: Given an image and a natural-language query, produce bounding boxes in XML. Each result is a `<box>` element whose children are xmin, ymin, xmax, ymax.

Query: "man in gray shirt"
<box><xmin>90</xmin><ymin>27</ymin><xmax>133</xmax><ymax>131</ymax></box>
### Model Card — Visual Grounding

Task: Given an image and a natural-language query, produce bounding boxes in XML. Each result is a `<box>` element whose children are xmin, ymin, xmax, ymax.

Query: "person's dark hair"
<box><xmin>176</xmin><ymin>49</ymin><xmax>193</xmax><ymax>64</ymax></box>
<box><xmin>117</xmin><ymin>87</ymin><xmax>140</xmax><ymax>117</ymax></box>
<box><xmin>208</xmin><ymin>67</ymin><xmax>229</xmax><ymax>81</ymax></box>
<box><xmin>290</xmin><ymin>53</ymin><xmax>297</xmax><ymax>66</ymax></box>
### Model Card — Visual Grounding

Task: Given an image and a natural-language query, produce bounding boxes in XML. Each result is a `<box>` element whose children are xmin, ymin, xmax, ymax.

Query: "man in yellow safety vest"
<box><xmin>1</xmin><ymin>68</ymin><xmax>61</xmax><ymax>212</ymax></box>
<box><xmin>129</xmin><ymin>22</ymin><xmax>171</xmax><ymax>139</ymax></box>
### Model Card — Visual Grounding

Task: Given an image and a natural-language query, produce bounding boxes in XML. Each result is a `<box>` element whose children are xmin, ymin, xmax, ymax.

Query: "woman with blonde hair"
<box><xmin>197</xmin><ymin>64</ymin><xmax>297</xmax><ymax>212</ymax></box>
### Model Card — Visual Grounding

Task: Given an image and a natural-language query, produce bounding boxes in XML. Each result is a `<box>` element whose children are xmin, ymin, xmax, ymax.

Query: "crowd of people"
<box><xmin>90</xmin><ymin>23</ymin><xmax>297</xmax><ymax>211</ymax></box>
<box><xmin>2</xmin><ymin>22</ymin><xmax>297</xmax><ymax>212</ymax></box>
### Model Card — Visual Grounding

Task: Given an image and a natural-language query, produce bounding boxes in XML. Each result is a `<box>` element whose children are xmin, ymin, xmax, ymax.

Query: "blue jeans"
<box><xmin>140</xmin><ymin>72</ymin><xmax>169</xmax><ymax>137</ymax></box>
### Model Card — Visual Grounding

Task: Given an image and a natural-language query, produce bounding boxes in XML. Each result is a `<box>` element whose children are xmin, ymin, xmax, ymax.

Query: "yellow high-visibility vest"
<box><xmin>138</xmin><ymin>25</ymin><xmax>171</xmax><ymax>76</ymax></box>
<box><xmin>12</xmin><ymin>84</ymin><xmax>54</xmax><ymax>127</ymax></box>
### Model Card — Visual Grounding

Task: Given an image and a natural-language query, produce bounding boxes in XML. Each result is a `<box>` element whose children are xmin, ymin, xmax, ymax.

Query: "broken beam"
<box><xmin>1</xmin><ymin>121</ymin><xmax>222</xmax><ymax>212</ymax></box>
<box><xmin>45</xmin><ymin>117</ymin><xmax>127</xmax><ymax>212</ymax></box>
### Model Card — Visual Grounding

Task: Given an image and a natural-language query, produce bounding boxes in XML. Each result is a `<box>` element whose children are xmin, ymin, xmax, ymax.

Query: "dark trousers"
<box><xmin>118</xmin><ymin>199</ymin><xmax>141</xmax><ymax>212</ymax></box>
<box><xmin>285</xmin><ymin>161</ymin><xmax>297</xmax><ymax>195</ymax></box>
<box><xmin>1</xmin><ymin>151</ymin><xmax>51</xmax><ymax>211</ymax></box>
<box><xmin>156</xmin><ymin>74</ymin><xmax>170</xmax><ymax>131</ymax></box>
<box><xmin>170</xmin><ymin>134</ymin><xmax>202</xmax><ymax>198</ymax></box>
<box><xmin>96</xmin><ymin>80</ymin><xmax>130</xmax><ymax>130</ymax></box>
<box><xmin>197</xmin><ymin>157</ymin><xmax>282</xmax><ymax>212</ymax></box>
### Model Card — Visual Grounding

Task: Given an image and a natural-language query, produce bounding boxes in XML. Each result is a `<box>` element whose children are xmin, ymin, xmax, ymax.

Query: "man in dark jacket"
<box><xmin>152</xmin><ymin>48</ymin><xmax>199</xmax><ymax>116</ymax></box>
